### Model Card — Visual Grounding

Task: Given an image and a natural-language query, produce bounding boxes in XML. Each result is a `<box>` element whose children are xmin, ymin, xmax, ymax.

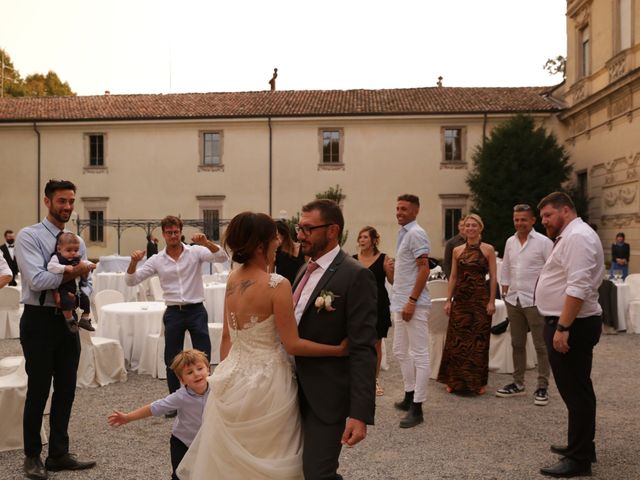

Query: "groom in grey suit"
<box><xmin>293</xmin><ymin>199</ymin><xmax>378</xmax><ymax>480</ymax></box>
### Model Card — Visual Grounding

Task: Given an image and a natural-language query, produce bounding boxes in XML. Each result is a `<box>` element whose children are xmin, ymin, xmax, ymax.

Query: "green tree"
<box><xmin>467</xmin><ymin>114</ymin><xmax>572</xmax><ymax>253</ymax></box>
<box><xmin>315</xmin><ymin>184</ymin><xmax>349</xmax><ymax>246</ymax></box>
<box><xmin>23</xmin><ymin>71</ymin><xmax>74</xmax><ymax>96</ymax></box>
<box><xmin>544</xmin><ymin>55</ymin><xmax>566</xmax><ymax>78</ymax></box>
<box><xmin>0</xmin><ymin>48</ymin><xmax>23</xmax><ymax>97</ymax></box>
<box><xmin>0</xmin><ymin>48</ymin><xmax>75</xmax><ymax>97</ymax></box>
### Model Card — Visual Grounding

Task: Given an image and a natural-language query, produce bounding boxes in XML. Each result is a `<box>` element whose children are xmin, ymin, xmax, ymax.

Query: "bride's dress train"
<box><xmin>177</xmin><ymin>274</ymin><xmax>303</xmax><ymax>479</ymax></box>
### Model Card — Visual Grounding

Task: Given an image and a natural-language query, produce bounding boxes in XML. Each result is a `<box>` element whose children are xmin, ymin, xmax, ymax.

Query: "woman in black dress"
<box><xmin>274</xmin><ymin>220</ymin><xmax>305</xmax><ymax>284</ymax></box>
<box><xmin>354</xmin><ymin>226</ymin><xmax>393</xmax><ymax>396</ymax></box>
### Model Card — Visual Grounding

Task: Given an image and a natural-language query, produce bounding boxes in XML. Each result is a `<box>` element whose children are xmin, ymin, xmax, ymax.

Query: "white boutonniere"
<box><xmin>315</xmin><ymin>290</ymin><xmax>338</xmax><ymax>312</ymax></box>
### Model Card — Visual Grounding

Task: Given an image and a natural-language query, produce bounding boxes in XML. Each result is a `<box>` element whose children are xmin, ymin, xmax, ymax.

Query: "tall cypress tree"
<box><xmin>467</xmin><ymin>114</ymin><xmax>571</xmax><ymax>253</ymax></box>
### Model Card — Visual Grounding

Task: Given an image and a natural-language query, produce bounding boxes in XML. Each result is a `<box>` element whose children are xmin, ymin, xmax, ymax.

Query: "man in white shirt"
<box><xmin>496</xmin><ymin>204</ymin><xmax>553</xmax><ymax>405</ymax></box>
<box><xmin>1</xmin><ymin>229</ymin><xmax>19</xmax><ymax>285</ymax></box>
<box><xmin>0</xmin><ymin>254</ymin><xmax>12</xmax><ymax>288</ymax></box>
<box><xmin>535</xmin><ymin>192</ymin><xmax>604</xmax><ymax>479</ymax></box>
<box><xmin>391</xmin><ymin>194</ymin><xmax>431</xmax><ymax>429</ymax></box>
<box><xmin>126</xmin><ymin>215</ymin><xmax>228</xmax><ymax>397</ymax></box>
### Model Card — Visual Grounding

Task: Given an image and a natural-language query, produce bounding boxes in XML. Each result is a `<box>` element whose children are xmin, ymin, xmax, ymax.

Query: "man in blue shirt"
<box><xmin>15</xmin><ymin>180</ymin><xmax>96</xmax><ymax>479</ymax></box>
<box><xmin>391</xmin><ymin>194</ymin><xmax>431</xmax><ymax>429</ymax></box>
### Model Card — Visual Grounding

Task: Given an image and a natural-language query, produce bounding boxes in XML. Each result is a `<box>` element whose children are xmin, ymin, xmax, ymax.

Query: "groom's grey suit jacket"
<box><xmin>294</xmin><ymin>249</ymin><xmax>377</xmax><ymax>425</ymax></box>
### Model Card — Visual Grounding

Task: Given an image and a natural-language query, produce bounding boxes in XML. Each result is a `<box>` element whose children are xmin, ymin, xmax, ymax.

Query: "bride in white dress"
<box><xmin>177</xmin><ymin>212</ymin><xmax>347</xmax><ymax>480</ymax></box>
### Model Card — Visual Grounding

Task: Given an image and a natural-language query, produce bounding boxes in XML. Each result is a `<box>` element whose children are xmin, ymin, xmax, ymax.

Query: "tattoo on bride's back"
<box><xmin>226</xmin><ymin>279</ymin><xmax>256</xmax><ymax>297</ymax></box>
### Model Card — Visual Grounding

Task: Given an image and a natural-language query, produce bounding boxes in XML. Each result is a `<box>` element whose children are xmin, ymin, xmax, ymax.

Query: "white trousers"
<box><xmin>392</xmin><ymin>307</ymin><xmax>430</xmax><ymax>403</ymax></box>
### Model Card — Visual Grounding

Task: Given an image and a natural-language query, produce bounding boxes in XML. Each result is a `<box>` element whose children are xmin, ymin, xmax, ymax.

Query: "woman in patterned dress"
<box><xmin>437</xmin><ymin>214</ymin><xmax>497</xmax><ymax>395</ymax></box>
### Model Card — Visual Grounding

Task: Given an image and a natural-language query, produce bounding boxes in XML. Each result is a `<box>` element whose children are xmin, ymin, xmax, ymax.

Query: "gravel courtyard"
<box><xmin>1</xmin><ymin>331</ymin><xmax>639</xmax><ymax>479</ymax></box>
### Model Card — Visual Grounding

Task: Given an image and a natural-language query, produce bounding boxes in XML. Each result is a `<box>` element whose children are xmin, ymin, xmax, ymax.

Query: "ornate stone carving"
<box><xmin>627</xmin><ymin>168</ymin><xmax>637</xmax><ymax>180</ymax></box>
<box><xmin>573</xmin><ymin>81</ymin><xmax>586</xmax><ymax>103</ymax></box>
<box><xmin>601</xmin><ymin>214</ymin><xmax>638</xmax><ymax>228</ymax></box>
<box><xmin>601</xmin><ymin>182</ymin><xmax>639</xmax><ymax>215</ymax></box>
<box><xmin>605</xmin><ymin>174</ymin><xmax>615</xmax><ymax>184</ymax></box>
<box><xmin>607</xmin><ymin>51</ymin><xmax>629</xmax><ymax>83</ymax></box>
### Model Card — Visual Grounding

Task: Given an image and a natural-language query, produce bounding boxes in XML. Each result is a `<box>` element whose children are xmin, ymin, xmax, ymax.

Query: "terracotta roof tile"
<box><xmin>0</xmin><ymin>87</ymin><xmax>559</xmax><ymax>122</ymax></box>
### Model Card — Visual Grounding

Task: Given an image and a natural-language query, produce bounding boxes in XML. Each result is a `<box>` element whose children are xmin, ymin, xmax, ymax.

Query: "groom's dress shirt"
<box><xmin>126</xmin><ymin>244</ymin><xmax>228</xmax><ymax>305</ymax></box>
<box><xmin>294</xmin><ymin>244</ymin><xmax>340</xmax><ymax>323</ymax></box>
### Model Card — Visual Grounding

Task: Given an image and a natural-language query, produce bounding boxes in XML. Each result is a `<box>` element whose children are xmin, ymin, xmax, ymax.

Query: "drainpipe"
<box><xmin>482</xmin><ymin>112</ymin><xmax>488</xmax><ymax>148</ymax></box>
<box><xmin>33</xmin><ymin>122</ymin><xmax>41</xmax><ymax>221</ymax></box>
<box><xmin>268</xmin><ymin>117</ymin><xmax>273</xmax><ymax>216</ymax></box>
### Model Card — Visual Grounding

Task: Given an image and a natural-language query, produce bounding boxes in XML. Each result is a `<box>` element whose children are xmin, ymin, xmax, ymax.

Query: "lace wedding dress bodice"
<box><xmin>214</xmin><ymin>273</ymin><xmax>293</xmax><ymax>393</ymax></box>
<box><xmin>177</xmin><ymin>272</ymin><xmax>303</xmax><ymax>480</ymax></box>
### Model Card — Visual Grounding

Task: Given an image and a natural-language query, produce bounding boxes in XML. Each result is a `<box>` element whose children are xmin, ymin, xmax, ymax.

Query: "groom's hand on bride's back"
<box><xmin>337</xmin><ymin>338</ymin><xmax>350</xmax><ymax>356</ymax></box>
<box><xmin>341</xmin><ymin>418</ymin><xmax>366</xmax><ymax>447</ymax></box>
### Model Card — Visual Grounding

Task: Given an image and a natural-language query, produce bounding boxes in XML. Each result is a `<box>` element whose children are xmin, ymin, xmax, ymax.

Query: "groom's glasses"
<box><xmin>295</xmin><ymin>223</ymin><xmax>333</xmax><ymax>235</ymax></box>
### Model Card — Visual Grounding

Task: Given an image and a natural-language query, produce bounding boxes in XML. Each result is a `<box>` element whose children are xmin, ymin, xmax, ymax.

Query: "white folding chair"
<box><xmin>208</xmin><ymin>323</ymin><xmax>223</xmax><ymax>364</ymax></box>
<box><xmin>93</xmin><ymin>289</ymin><xmax>124</xmax><ymax>323</ymax></box>
<box><xmin>77</xmin><ymin>329</ymin><xmax>127</xmax><ymax>388</ymax></box>
<box><xmin>149</xmin><ymin>276</ymin><xmax>164</xmax><ymax>301</ymax></box>
<box><xmin>0</xmin><ymin>286</ymin><xmax>22</xmax><ymax>339</ymax></box>
<box><xmin>139</xmin><ymin>322</ymin><xmax>166</xmax><ymax>379</ymax></box>
<box><xmin>0</xmin><ymin>358</ymin><xmax>47</xmax><ymax>452</ymax></box>
<box><xmin>427</xmin><ymin>280</ymin><xmax>449</xmax><ymax>300</ymax></box>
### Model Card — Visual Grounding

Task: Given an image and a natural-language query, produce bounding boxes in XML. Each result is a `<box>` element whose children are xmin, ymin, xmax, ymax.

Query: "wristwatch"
<box><xmin>556</xmin><ymin>323</ymin><xmax>571</xmax><ymax>332</ymax></box>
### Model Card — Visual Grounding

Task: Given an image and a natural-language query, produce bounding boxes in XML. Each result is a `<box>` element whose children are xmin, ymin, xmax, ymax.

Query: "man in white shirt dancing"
<box><xmin>126</xmin><ymin>215</ymin><xmax>228</xmax><ymax>397</ymax></box>
<box><xmin>496</xmin><ymin>204</ymin><xmax>553</xmax><ymax>405</ymax></box>
<box><xmin>535</xmin><ymin>192</ymin><xmax>603</xmax><ymax>478</ymax></box>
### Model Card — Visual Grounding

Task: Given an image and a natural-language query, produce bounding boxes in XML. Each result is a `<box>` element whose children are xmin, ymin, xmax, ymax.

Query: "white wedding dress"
<box><xmin>177</xmin><ymin>274</ymin><xmax>303</xmax><ymax>480</ymax></box>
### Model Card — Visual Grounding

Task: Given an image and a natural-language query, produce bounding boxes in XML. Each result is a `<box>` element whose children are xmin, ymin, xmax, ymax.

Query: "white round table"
<box><xmin>95</xmin><ymin>255</ymin><xmax>132</xmax><ymax>273</ymax></box>
<box><xmin>613</xmin><ymin>281</ymin><xmax>630</xmax><ymax>331</ymax></box>
<box><xmin>204</xmin><ymin>283</ymin><xmax>226</xmax><ymax>324</ymax></box>
<box><xmin>97</xmin><ymin>301</ymin><xmax>166</xmax><ymax>370</ymax></box>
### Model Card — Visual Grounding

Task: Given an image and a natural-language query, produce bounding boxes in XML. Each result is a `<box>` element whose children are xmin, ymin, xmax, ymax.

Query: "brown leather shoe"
<box><xmin>45</xmin><ymin>453</ymin><xmax>96</xmax><ymax>471</ymax></box>
<box><xmin>24</xmin><ymin>456</ymin><xmax>48</xmax><ymax>480</ymax></box>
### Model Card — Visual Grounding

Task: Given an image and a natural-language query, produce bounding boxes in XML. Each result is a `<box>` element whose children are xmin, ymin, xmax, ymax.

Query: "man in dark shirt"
<box><xmin>442</xmin><ymin>218</ymin><xmax>466</xmax><ymax>279</ymax></box>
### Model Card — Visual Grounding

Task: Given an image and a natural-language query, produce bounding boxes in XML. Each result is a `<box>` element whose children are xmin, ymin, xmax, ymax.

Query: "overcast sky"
<box><xmin>2</xmin><ymin>0</ymin><xmax>567</xmax><ymax>96</ymax></box>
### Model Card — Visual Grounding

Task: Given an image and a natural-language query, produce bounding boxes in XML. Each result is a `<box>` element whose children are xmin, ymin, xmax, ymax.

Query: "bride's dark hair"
<box><xmin>224</xmin><ymin>212</ymin><xmax>277</xmax><ymax>264</ymax></box>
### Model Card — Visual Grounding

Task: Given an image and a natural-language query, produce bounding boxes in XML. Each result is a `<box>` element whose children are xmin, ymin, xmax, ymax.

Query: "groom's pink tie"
<box><xmin>292</xmin><ymin>261</ymin><xmax>320</xmax><ymax>307</ymax></box>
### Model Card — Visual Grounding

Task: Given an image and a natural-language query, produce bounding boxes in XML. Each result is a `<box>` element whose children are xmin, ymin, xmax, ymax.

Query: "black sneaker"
<box><xmin>534</xmin><ymin>388</ymin><xmax>549</xmax><ymax>406</ymax></box>
<box><xmin>78</xmin><ymin>318</ymin><xmax>95</xmax><ymax>331</ymax></box>
<box><xmin>495</xmin><ymin>383</ymin><xmax>525</xmax><ymax>398</ymax></box>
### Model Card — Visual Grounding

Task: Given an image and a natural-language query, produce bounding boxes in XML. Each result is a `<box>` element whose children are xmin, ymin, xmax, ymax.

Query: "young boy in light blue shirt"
<box><xmin>108</xmin><ymin>349</ymin><xmax>210</xmax><ymax>480</ymax></box>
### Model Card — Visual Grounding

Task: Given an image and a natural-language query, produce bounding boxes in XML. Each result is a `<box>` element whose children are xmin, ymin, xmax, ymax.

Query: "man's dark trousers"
<box><xmin>163</xmin><ymin>303</ymin><xmax>211</xmax><ymax>393</ymax></box>
<box><xmin>20</xmin><ymin>305</ymin><xmax>80</xmax><ymax>458</ymax></box>
<box><xmin>544</xmin><ymin>315</ymin><xmax>601</xmax><ymax>463</ymax></box>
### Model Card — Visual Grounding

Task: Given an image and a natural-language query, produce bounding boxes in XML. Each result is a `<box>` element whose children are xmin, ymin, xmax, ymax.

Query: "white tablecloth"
<box><xmin>204</xmin><ymin>283</ymin><xmax>226</xmax><ymax>324</ymax></box>
<box><xmin>97</xmin><ymin>301</ymin><xmax>166</xmax><ymax>370</ymax></box>
<box><xmin>95</xmin><ymin>255</ymin><xmax>132</xmax><ymax>273</ymax></box>
<box><xmin>427</xmin><ymin>298</ymin><xmax>536</xmax><ymax>377</ymax></box>
<box><xmin>613</xmin><ymin>281</ymin><xmax>630</xmax><ymax>331</ymax></box>
<box><xmin>93</xmin><ymin>272</ymin><xmax>143</xmax><ymax>302</ymax></box>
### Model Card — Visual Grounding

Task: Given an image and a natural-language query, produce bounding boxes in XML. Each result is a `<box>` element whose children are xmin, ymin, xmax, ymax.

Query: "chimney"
<box><xmin>269</xmin><ymin>68</ymin><xmax>278</xmax><ymax>91</ymax></box>
<box><xmin>436</xmin><ymin>76</ymin><xmax>443</xmax><ymax>87</ymax></box>
<box><xmin>104</xmin><ymin>90</ymin><xmax>111</xmax><ymax>95</ymax></box>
